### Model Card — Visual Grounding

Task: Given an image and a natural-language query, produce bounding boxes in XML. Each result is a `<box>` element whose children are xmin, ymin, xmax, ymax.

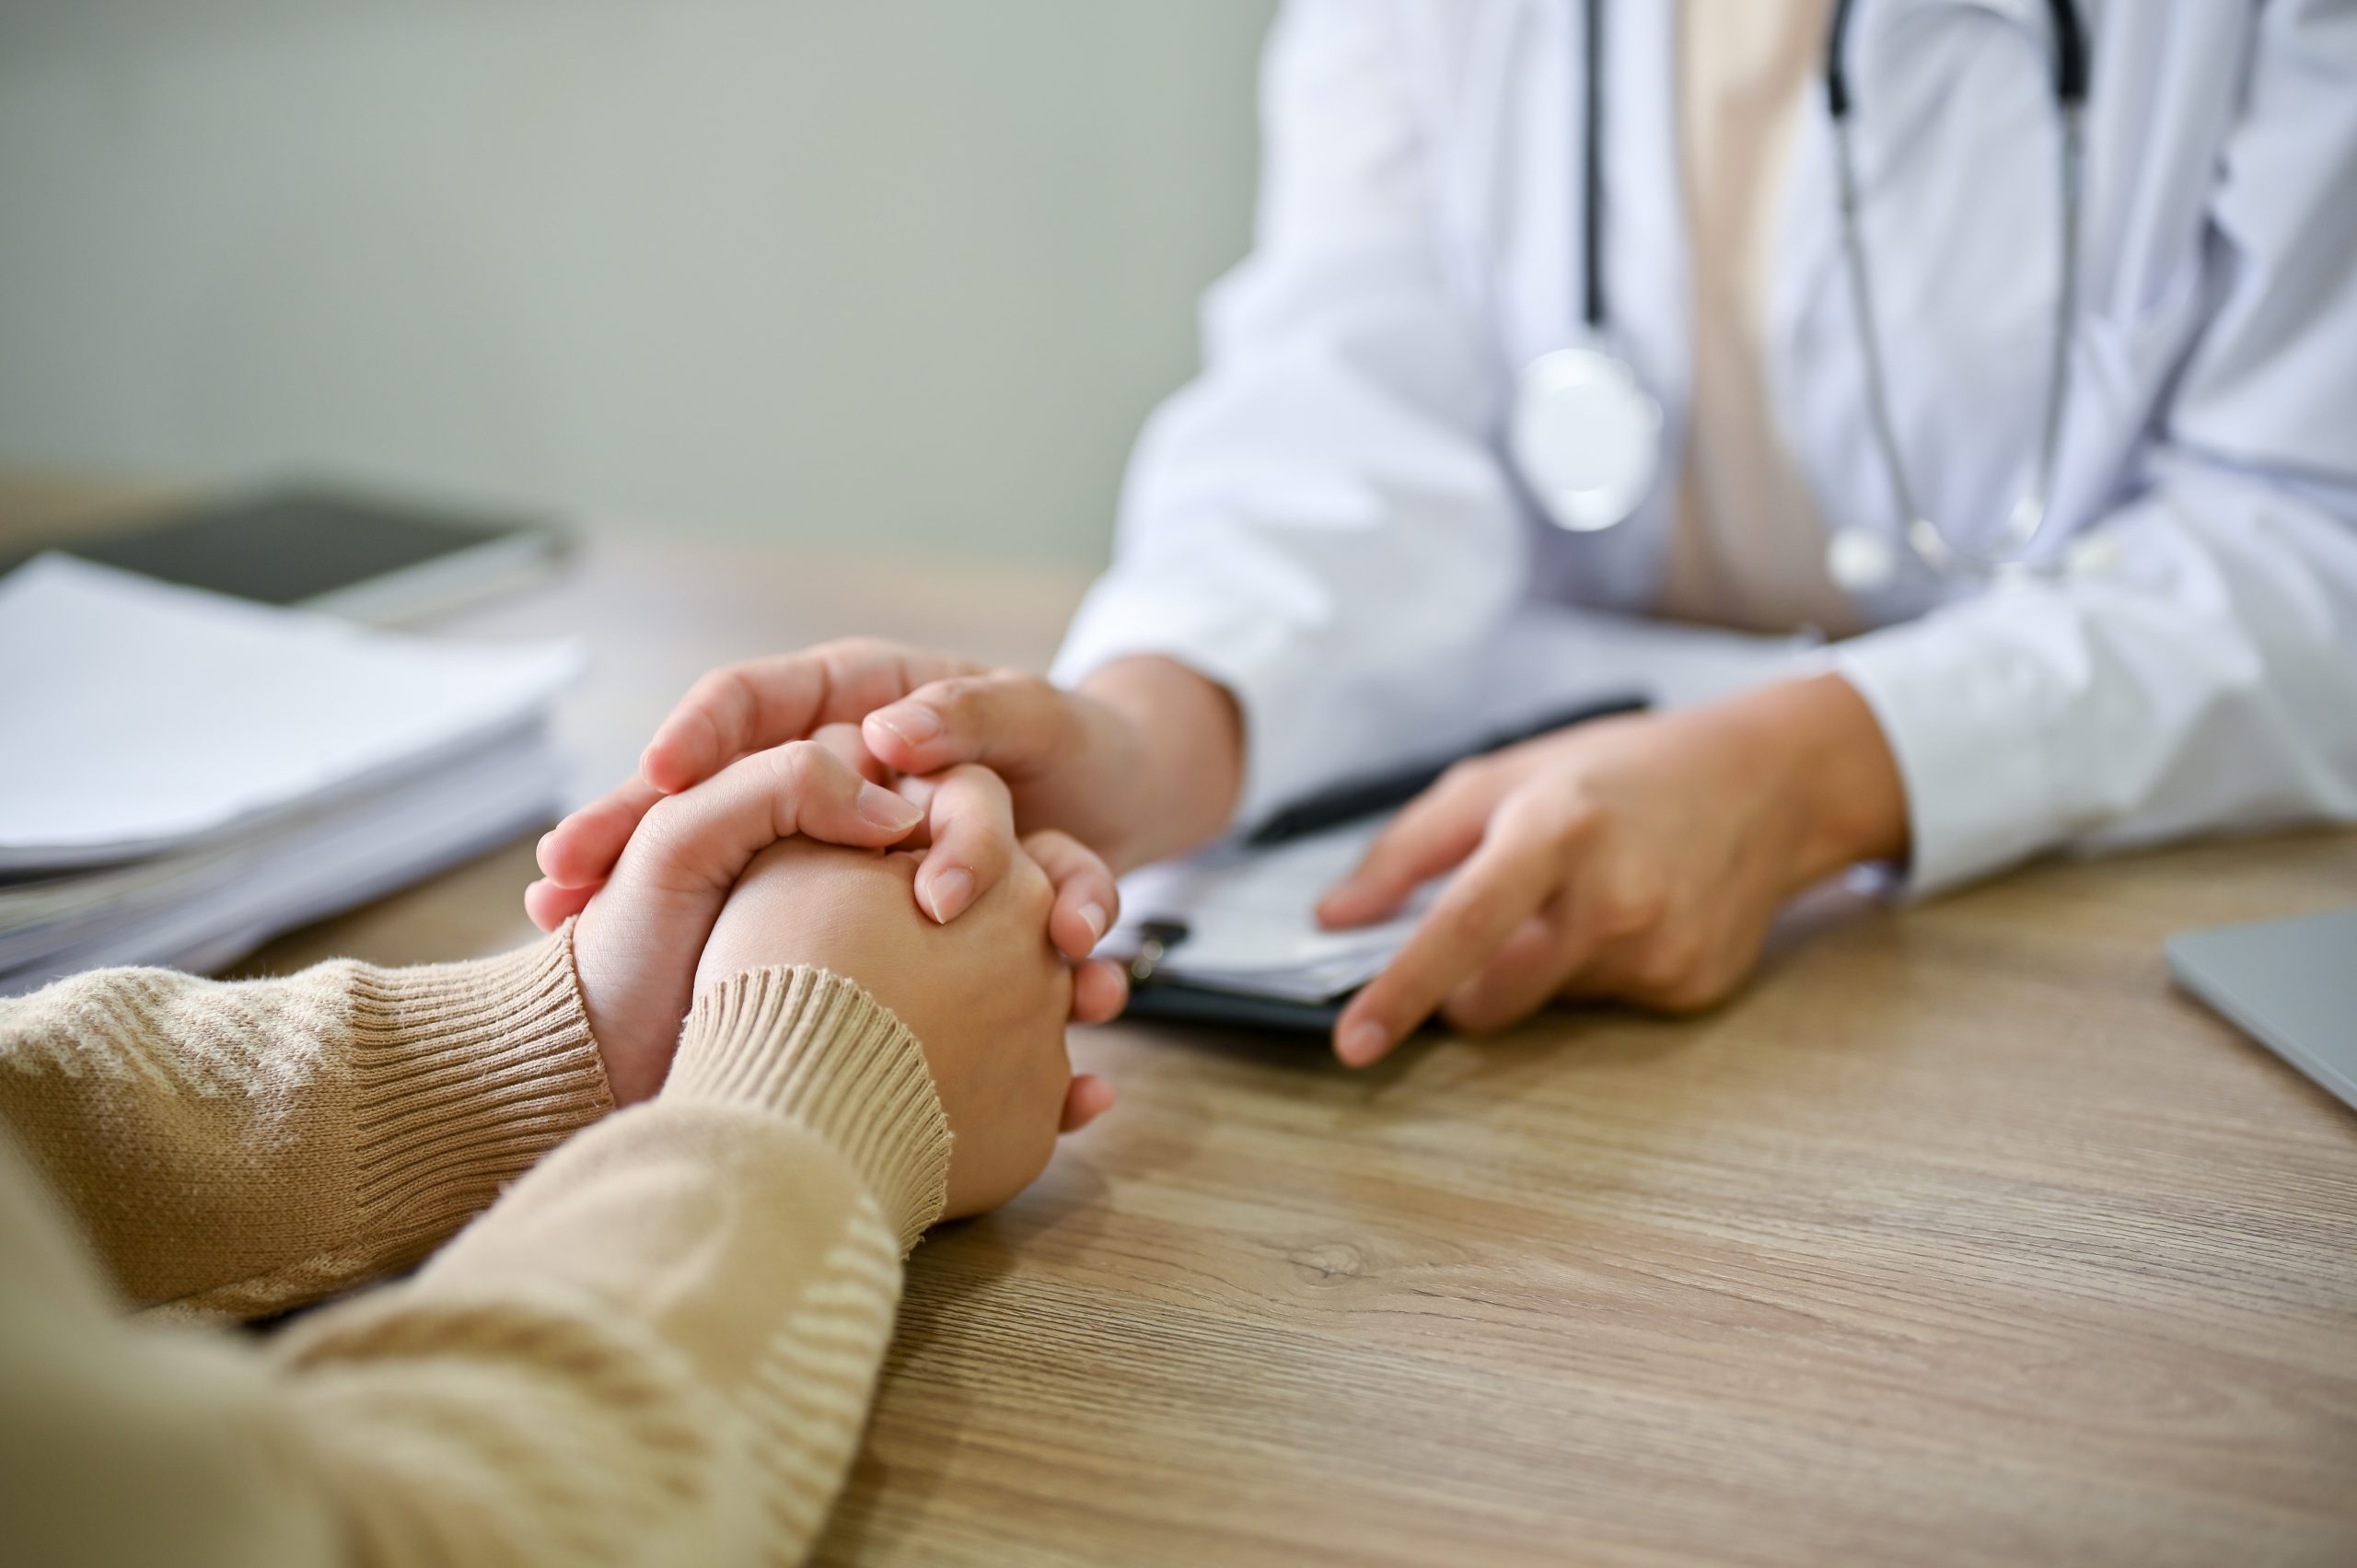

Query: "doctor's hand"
<box><xmin>1317</xmin><ymin>673</ymin><xmax>1909</xmax><ymax>1067</ymax></box>
<box><xmin>537</xmin><ymin>638</ymin><xmax>1244</xmax><ymax>891</ymax></box>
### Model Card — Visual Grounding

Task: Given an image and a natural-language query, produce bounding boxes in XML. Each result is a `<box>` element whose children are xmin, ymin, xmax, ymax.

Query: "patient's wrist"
<box><xmin>667</xmin><ymin>964</ymin><xmax>950</xmax><ymax>1251</ymax></box>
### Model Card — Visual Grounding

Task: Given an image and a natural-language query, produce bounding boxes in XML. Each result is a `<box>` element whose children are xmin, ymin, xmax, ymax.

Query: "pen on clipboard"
<box><xmin>1242</xmin><ymin>691</ymin><xmax>1649</xmax><ymax>847</ymax></box>
<box><xmin>1125</xmin><ymin>920</ymin><xmax>1191</xmax><ymax>985</ymax></box>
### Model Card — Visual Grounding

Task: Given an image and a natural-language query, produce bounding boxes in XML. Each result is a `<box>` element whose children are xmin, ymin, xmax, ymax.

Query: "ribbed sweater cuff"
<box><xmin>344</xmin><ymin>927</ymin><xmax>613</xmax><ymax>1249</ymax></box>
<box><xmin>667</xmin><ymin>967</ymin><xmax>952</xmax><ymax>1252</ymax></box>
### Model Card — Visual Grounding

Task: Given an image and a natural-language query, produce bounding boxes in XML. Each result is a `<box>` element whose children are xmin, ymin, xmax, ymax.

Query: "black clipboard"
<box><xmin>1121</xmin><ymin>979</ymin><xmax>1347</xmax><ymax>1033</ymax></box>
<box><xmin>1114</xmin><ymin>691</ymin><xmax>1649</xmax><ymax>1033</ymax></box>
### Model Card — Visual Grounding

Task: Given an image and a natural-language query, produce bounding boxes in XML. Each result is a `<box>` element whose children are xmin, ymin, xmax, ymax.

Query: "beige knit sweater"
<box><xmin>0</xmin><ymin>926</ymin><xmax>952</xmax><ymax>1566</ymax></box>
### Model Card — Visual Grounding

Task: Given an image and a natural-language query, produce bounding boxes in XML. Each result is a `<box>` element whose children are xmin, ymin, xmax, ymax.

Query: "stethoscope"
<box><xmin>1509</xmin><ymin>0</ymin><xmax>2091</xmax><ymax>593</ymax></box>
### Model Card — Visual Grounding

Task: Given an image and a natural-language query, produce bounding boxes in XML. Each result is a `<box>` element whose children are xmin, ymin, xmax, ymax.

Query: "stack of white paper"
<box><xmin>0</xmin><ymin>555</ymin><xmax>579</xmax><ymax>994</ymax></box>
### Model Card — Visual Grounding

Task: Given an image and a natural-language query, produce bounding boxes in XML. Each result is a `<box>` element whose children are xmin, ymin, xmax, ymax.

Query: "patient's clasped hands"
<box><xmin>527</xmin><ymin>718</ymin><xmax>1123</xmax><ymax>1218</ymax></box>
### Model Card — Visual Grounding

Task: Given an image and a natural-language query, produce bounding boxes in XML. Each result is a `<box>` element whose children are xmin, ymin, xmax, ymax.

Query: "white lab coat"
<box><xmin>1053</xmin><ymin>0</ymin><xmax>2357</xmax><ymax>895</ymax></box>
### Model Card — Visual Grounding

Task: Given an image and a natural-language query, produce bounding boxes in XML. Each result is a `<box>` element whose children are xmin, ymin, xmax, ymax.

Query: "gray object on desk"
<box><xmin>18</xmin><ymin>483</ymin><xmax>568</xmax><ymax>626</ymax></box>
<box><xmin>2167</xmin><ymin>906</ymin><xmax>2357</xmax><ymax>1113</ymax></box>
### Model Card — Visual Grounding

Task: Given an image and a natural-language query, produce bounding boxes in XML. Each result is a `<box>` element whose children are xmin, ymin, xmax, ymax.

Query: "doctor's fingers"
<box><xmin>1441</xmin><ymin>906</ymin><xmax>1578</xmax><ymax>1033</ymax></box>
<box><xmin>1438</xmin><ymin>864</ymin><xmax>1645</xmax><ymax>1031</ymax></box>
<box><xmin>892</xmin><ymin>763</ymin><xmax>1018</xmax><ymax>925</ymax></box>
<box><xmin>536</xmin><ymin>717</ymin><xmax>884</xmax><ymax>896</ymax></box>
<box><xmin>1557</xmin><ymin>920</ymin><xmax>1753</xmax><ymax>1016</ymax></box>
<box><xmin>542</xmin><ymin>662</ymin><xmax>947</xmax><ymax>894</ymax></box>
<box><xmin>807</xmin><ymin>721</ymin><xmax>895</xmax><ymax>784</ymax></box>
<box><xmin>1317</xmin><ymin>764</ymin><xmax>1510</xmax><ymax>930</ymax></box>
<box><xmin>862</xmin><ymin>671</ymin><xmax>1074</xmax><ymax>783</ymax></box>
<box><xmin>641</xmin><ymin>640</ymin><xmax>988</xmax><ymax>796</ymax></box>
<box><xmin>1330</xmin><ymin>790</ymin><xmax>1575</xmax><ymax>1066</ymax></box>
<box><xmin>612</xmin><ymin>738</ymin><xmax>926</xmax><ymax>900</ymax></box>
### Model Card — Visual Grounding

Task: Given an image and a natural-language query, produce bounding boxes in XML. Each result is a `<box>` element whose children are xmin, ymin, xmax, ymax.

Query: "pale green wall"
<box><xmin>0</xmin><ymin>1</ymin><xmax>1274</xmax><ymax>563</ymax></box>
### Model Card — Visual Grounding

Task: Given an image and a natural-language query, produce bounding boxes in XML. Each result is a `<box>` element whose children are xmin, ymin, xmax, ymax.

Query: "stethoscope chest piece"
<box><xmin>1512</xmin><ymin>344</ymin><xmax>1663</xmax><ymax>532</ymax></box>
<box><xmin>1520</xmin><ymin>0</ymin><xmax>2089</xmax><ymax>577</ymax></box>
<box><xmin>1825</xmin><ymin>526</ymin><xmax>1898</xmax><ymax>593</ymax></box>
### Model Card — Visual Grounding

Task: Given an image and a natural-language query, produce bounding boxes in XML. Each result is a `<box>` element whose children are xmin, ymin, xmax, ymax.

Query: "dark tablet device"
<box><xmin>42</xmin><ymin>484</ymin><xmax>567</xmax><ymax>623</ymax></box>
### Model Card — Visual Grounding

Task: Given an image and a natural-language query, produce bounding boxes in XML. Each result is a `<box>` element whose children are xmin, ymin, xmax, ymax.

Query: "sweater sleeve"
<box><xmin>0</xmin><ymin>929</ymin><xmax>612</xmax><ymax>1321</ymax></box>
<box><xmin>0</xmin><ymin>964</ymin><xmax>952</xmax><ymax>1568</ymax></box>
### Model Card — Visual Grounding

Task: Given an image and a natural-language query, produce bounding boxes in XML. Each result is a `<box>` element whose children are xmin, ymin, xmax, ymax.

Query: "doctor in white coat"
<box><xmin>540</xmin><ymin>0</ymin><xmax>2357</xmax><ymax>1067</ymax></box>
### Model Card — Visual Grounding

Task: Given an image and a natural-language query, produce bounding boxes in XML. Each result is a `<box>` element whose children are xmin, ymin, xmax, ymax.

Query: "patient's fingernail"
<box><xmin>1338</xmin><ymin>1020</ymin><xmax>1390</xmax><ymax>1067</ymax></box>
<box><xmin>1078</xmin><ymin>901</ymin><xmax>1109</xmax><ymax>943</ymax></box>
<box><xmin>871</xmin><ymin>704</ymin><xmax>943</xmax><ymax>747</ymax></box>
<box><xmin>924</xmin><ymin>866</ymin><xmax>976</xmax><ymax>923</ymax></box>
<box><xmin>857</xmin><ymin>783</ymin><xmax>923</xmax><ymax>830</ymax></box>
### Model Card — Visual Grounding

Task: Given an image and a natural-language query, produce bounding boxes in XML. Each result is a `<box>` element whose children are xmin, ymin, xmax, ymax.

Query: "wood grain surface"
<box><xmin>11</xmin><ymin>480</ymin><xmax>2354</xmax><ymax>1565</ymax></box>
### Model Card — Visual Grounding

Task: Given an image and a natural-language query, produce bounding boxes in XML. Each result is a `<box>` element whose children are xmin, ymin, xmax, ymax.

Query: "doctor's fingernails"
<box><xmin>1078</xmin><ymin>902</ymin><xmax>1109</xmax><ymax>943</ymax></box>
<box><xmin>869</xmin><ymin>704</ymin><xmax>943</xmax><ymax>748</ymax></box>
<box><xmin>1338</xmin><ymin>1020</ymin><xmax>1390</xmax><ymax>1067</ymax></box>
<box><xmin>923</xmin><ymin>866</ymin><xmax>976</xmax><ymax>923</ymax></box>
<box><xmin>1320</xmin><ymin>880</ymin><xmax>1375</xmax><ymax>912</ymax></box>
<box><xmin>857</xmin><ymin>783</ymin><xmax>924</xmax><ymax>830</ymax></box>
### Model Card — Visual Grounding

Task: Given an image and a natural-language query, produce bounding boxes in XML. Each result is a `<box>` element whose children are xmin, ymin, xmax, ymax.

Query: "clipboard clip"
<box><xmin>1116</xmin><ymin>915</ymin><xmax>1354</xmax><ymax>1032</ymax></box>
<box><xmin>1126</xmin><ymin>920</ymin><xmax>1190</xmax><ymax>986</ymax></box>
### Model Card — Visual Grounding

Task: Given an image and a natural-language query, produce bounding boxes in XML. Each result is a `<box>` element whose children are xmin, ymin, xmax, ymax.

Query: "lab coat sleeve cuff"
<box><xmin>1831</xmin><ymin>614</ymin><xmax>2064</xmax><ymax>900</ymax></box>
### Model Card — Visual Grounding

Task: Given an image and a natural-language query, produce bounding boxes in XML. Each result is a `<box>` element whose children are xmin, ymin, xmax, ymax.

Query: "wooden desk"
<box><xmin>11</xmin><ymin>488</ymin><xmax>2356</xmax><ymax>1565</ymax></box>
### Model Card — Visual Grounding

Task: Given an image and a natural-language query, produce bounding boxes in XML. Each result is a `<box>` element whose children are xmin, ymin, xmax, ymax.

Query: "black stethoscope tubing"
<box><xmin>1565</xmin><ymin>0</ymin><xmax>2091</xmax><ymax>586</ymax></box>
<box><xmin>1578</xmin><ymin>0</ymin><xmax>2090</xmax><ymax>326</ymax></box>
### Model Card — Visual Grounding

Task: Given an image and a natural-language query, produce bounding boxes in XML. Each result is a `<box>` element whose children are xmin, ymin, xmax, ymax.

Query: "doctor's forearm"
<box><xmin>1729</xmin><ymin>673</ymin><xmax>1911</xmax><ymax>886</ymax></box>
<box><xmin>1078</xmin><ymin>656</ymin><xmax>1245</xmax><ymax>872</ymax></box>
